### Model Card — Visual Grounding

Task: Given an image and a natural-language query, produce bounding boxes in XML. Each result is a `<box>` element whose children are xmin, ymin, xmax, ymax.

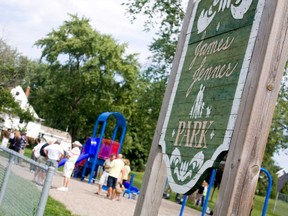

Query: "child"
<box><xmin>115</xmin><ymin>182</ymin><xmax>124</xmax><ymax>201</ymax></box>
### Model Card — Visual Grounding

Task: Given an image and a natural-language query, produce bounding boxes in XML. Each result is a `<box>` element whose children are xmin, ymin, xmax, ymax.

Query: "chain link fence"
<box><xmin>273</xmin><ymin>192</ymin><xmax>288</xmax><ymax>215</ymax></box>
<box><xmin>0</xmin><ymin>146</ymin><xmax>54</xmax><ymax>216</ymax></box>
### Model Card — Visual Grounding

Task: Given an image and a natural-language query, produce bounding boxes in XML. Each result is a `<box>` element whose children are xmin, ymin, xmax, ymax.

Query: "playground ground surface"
<box><xmin>49</xmin><ymin>171</ymin><xmax>202</xmax><ymax>216</ymax></box>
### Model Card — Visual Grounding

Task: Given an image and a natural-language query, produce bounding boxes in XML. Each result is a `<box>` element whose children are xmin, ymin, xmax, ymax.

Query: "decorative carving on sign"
<box><xmin>170</xmin><ymin>148</ymin><xmax>204</xmax><ymax>182</ymax></box>
<box><xmin>189</xmin><ymin>84</ymin><xmax>206</xmax><ymax>119</ymax></box>
<box><xmin>197</xmin><ymin>0</ymin><xmax>254</xmax><ymax>33</ymax></box>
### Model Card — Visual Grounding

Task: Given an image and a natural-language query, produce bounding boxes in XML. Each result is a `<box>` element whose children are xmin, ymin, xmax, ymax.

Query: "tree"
<box><xmin>0</xmin><ymin>38</ymin><xmax>34</xmax><ymax>123</ymax></box>
<box><xmin>123</xmin><ymin>0</ymin><xmax>185</xmax><ymax>65</ymax></box>
<box><xmin>121</xmin><ymin>1</ymin><xmax>186</xmax><ymax>169</ymax></box>
<box><xmin>30</xmin><ymin>14</ymin><xmax>141</xmax><ymax>144</ymax></box>
<box><xmin>123</xmin><ymin>76</ymin><xmax>167</xmax><ymax>170</ymax></box>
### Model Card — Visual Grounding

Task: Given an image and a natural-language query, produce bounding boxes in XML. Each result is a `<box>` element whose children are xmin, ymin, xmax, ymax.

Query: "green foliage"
<box><xmin>0</xmin><ymin>38</ymin><xmax>32</xmax><ymax>88</ymax></box>
<box><xmin>0</xmin><ymin>38</ymin><xmax>34</xmax><ymax>123</ymax></box>
<box><xmin>280</xmin><ymin>181</ymin><xmax>288</xmax><ymax>194</ymax></box>
<box><xmin>122</xmin><ymin>0</ymin><xmax>185</xmax><ymax>65</ymax></box>
<box><xmin>131</xmin><ymin>171</ymin><xmax>144</xmax><ymax>189</ymax></box>
<box><xmin>266</xmin><ymin>68</ymin><xmax>288</xmax><ymax>156</ymax></box>
<box><xmin>3</xmin><ymin>88</ymin><xmax>33</xmax><ymax>122</ymax></box>
<box><xmin>121</xmin><ymin>1</ymin><xmax>185</xmax><ymax>170</ymax></box>
<box><xmin>0</xmin><ymin>86</ymin><xmax>34</xmax><ymax>124</ymax></box>
<box><xmin>30</xmin><ymin>14</ymin><xmax>141</xmax><ymax>146</ymax></box>
<box><xmin>0</xmin><ymin>88</ymin><xmax>17</xmax><ymax>112</ymax></box>
<box><xmin>123</xmin><ymin>0</ymin><xmax>186</xmax><ymax>85</ymax></box>
<box><xmin>0</xmin><ymin>87</ymin><xmax>33</xmax><ymax>122</ymax></box>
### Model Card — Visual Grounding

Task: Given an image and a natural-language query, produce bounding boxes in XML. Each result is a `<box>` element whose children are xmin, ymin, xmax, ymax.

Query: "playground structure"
<box><xmin>179</xmin><ymin>168</ymin><xmax>272</xmax><ymax>216</ymax></box>
<box><xmin>58</xmin><ymin>112</ymin><xmax>127</xmax><ymax>183</ymax></box>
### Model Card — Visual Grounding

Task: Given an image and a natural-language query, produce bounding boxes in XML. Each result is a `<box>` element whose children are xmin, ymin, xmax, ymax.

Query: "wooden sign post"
<box><xmin>214</xmin><ymin>0</ymin><xmax>288</xmax><ymax>215</ymax></box>
<box><xmin>134</xmin><ymin>0</ymin><xmax>288</xmax><ymax>215</ymax></box>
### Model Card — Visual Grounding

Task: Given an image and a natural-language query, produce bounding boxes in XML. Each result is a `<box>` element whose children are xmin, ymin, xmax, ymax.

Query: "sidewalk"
<box><xmin>49</xmin><ymin>172</ymin><xmax>201</xmax><ymax>216</ymax></box>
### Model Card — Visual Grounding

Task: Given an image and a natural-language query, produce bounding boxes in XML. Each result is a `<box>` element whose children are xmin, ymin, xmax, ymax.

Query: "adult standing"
<box><xmin>8</xmin><ymin>131</ymin><xmax>21</xmax><ymax>153</ymax></box>
<box><xmin>58</xmin><ymin>141</ymin><xmax>82</xmax><ymax>192</ymax></box>
<box><xmin>122</xmin><ymin>159</ymin><xmax>131</xmax><ymax>185</ymax></box>
<box><xmin>194</xmin><ymin>181</ymin><xmax>205</xmax><ymax>206</ymax></box>
<box><xmin>18</xmin><ymin>132</ymin><xmax>28</xmax><ymax>164</ymax></box>
<box><xmin>1</xmin><ymin>131</ymin><xmax>9</xmax><ymax>148</ymax></box>
<box><xmin>19</xmin><ymin>132</ymin><xmax>28</xmax><ymax>156</ymax></box>
<box><xmin>43</xmin><ymin>140</ymin><xmax>64</xmax><ymax>169</ymax></box>
<box><xmin>106</xmin><ymin>154</ymin><xmax>125</xmax><ymax>200</ymax></box>
<box><xmin>95</xmin><ymin>154</ymin><xmax>115</xmax><ymax>195</ymax></box>
<box><xmin>201</xmin><ymin>181</ymin><xmax>208</xmax><ymax>207</ymax></box>
<box><xmin>34</xmin><ymin>139</ymin><xmax>53</xmax><ymax>185</ymax></box>
<box><xmin>30</xmin><ymin>138</ymin><xmax>42</xmax><ymax>172</ymax></box>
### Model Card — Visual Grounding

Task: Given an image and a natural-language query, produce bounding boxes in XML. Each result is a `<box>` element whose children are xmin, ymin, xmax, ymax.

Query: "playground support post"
<box><xmin>179</xmin><ymin>195</ymin><xmax>187</xmax><ymax>216</ymax></box>
<box><xmin>179</xmin><ymin>169</ymin><xmax>216</xmax><ymax>216</ymax></box>
<box><xmin>260</xmin><ymin>167</ymin><xmax>272</xmax><ymax>216</ymax></box>
<box><xmin>87</xmin><ymin>120</ymin><xmax>107</xmax><ymax>183</ymax></box>
<box><xmin>202</xmin><ymin>169</ymin><xmax>216</xmax><ymax>216</ymax></box>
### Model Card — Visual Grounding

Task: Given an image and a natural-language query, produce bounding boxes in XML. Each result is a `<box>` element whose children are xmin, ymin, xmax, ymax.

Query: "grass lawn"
<box><xmin>131</xmin><ymin>171</ymin><xmax>144</xmax><ymax>189</ymax></box>
<box><xmin>24</xmin><ymin>148</ymin><xmax>74</xmax><ymax>215</ymax></box>
<box><xmin>45</xmin><ymin>197</ymin><xmax>76</xmax><ymax>216</ymax></box>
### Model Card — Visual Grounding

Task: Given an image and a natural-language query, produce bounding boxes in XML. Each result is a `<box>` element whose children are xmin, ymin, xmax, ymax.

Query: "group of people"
<box><xmin>32</xmin><ymin>138</ymin><xmax>82</xmax><ymax>190</ymax></box>
<box><xmin>31</xmin><ymin>137</ymin><xmax>132</xmax><ymax>198</ymax></box>
<box><xmin>95</xmin><ymin>153</ymin><xmax>131</xmax><ymax>201</ymax></box>
<box><xmin>1</xmin><ymin>129</ymin><xmax>28</xmax><ymax>155</ymax></box>
<box><xmin>1</xmin><ymin>129</ymin><xmax>28</xmax><ymax>165</ymax></box>
<box><xmin>1</xmin><ymin>130</ymin><xmax>132</xmax><ymax>199</ymax></box>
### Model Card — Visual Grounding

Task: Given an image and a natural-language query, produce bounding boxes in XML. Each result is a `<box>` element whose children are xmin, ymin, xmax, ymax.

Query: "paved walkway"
<box><xmin>49</xmin><ymin>172</ymin><xmax>201</xmax><ymax>216</ymax></box>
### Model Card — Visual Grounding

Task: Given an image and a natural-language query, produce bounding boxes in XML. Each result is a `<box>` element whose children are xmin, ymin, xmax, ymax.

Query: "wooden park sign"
<box><xmin>159</xmin><ymin>0</ymin><xmax>265</xmax><ymax>194</ymax></box>
<box><xmin>135</xmin><ymin>0</ymin><xmax>288</xmax><ymax>215</ymax></box>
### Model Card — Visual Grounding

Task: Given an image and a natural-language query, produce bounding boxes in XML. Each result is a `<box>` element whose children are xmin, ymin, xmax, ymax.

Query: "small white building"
<box><xmin>0</xmin><ymin>86</ymin><xmax>42</xmax><ymax>135</ymax></box>
<box><xmin>0</xmin><ymin>86</ymin><xmax>71</xmax><ymax>145</ymax></box>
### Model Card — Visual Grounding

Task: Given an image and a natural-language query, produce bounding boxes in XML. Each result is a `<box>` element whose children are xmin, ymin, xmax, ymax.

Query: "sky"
<box><xmin>273</xmin><ymin>149</ymin><xmax>288</xmax><ymax>171</ymax></box>
<box><xmin>0</xmin><ymin>0</ymin><xmax>156</xmax><ymax>64</ymax></box>
<box><xmin>0</xmin><ymin>0</ymin><xmax>287</xmax><ymax>171</ymax></box>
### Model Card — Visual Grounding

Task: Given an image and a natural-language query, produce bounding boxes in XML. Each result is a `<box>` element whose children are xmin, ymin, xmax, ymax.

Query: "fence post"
<box><xmin>273</xmin><ymin>192</ymin><xmax>279</xmax><ymax>213</ymax></box>
<box><xmin>0</xmin><ymin>155</ymin><xmax>14</xmax><ymax>205</ymax></box>
<box><xmin>36</xmin><ymin>166</ymin><xmax>55</xmax><ymax>216</ymax></box>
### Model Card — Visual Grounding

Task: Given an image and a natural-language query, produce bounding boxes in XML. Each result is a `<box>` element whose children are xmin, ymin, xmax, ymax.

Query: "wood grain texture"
<box><xmin>133</xmin><ymin>1</ymin><xmax>196</xmax><ymax>215</ymax></box>
<box><xmin>214</xmin><ymin>0</ymin><xmax>288</xmax><ymax>215</ymax></box>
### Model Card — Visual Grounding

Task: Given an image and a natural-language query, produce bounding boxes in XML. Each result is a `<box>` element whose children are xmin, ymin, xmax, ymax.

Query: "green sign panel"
<box><xmin>160</xmin><ymin>0</ymin><xmax>265</xmax><ymax>194</ymax></box>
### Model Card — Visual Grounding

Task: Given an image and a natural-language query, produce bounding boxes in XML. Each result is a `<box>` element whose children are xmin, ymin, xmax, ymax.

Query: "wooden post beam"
<box><xmin>214</xmin><ymin>0</ymin><xmax>288</xmax><ymax>215</ymax></box>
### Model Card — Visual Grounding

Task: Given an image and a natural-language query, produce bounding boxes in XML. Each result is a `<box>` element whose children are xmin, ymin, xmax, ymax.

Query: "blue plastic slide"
<box><xmin>123</xmin><ymin>181</ymin><xmax>139</xmax><ymax>193</ymax></box>
<box><xmin>58</xmin><ymin>153</ymin><xmax>90</xmax><ymax>167</ymax></box>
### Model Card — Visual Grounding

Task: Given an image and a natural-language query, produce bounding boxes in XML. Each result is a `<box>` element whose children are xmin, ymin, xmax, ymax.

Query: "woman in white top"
<box><xmin>1</xmin><ymin>131</ymin><xmax>9</xmax><ymax>148</ymax></box>
<box><xmin>58</xmin><ymin>141</ymin><xmax>82</xmax><ymax>191</ymax></box>
<box><xmin>122</xmin><ymin>159</ymin><xmax>131</xmax><ymax>184</ymax></box>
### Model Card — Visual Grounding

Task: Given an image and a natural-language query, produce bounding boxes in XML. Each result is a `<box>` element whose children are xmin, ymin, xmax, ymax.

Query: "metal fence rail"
<box><xmin>0</xmin><ymin>146</ymin><xmax>54</xmax><ymax>216</ymax></box>
<box><xmin>273</xmin><ymin>192</ymin><xmax>288</xmax><ymax>216</ymax></box>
